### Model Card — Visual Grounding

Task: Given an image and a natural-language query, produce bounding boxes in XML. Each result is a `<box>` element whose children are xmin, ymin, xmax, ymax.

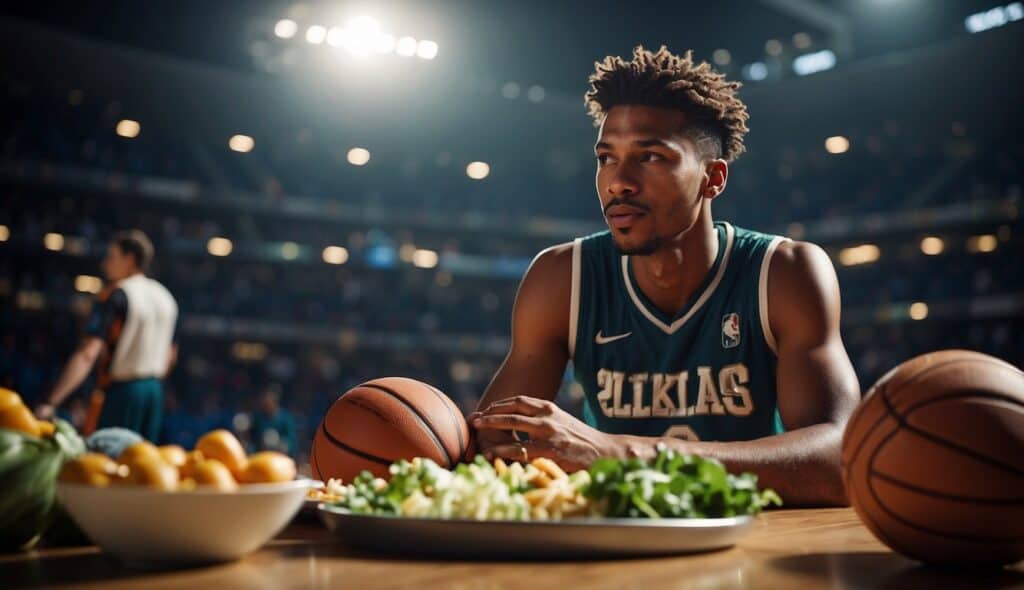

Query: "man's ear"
<box><xmin>702</xmin><ymin>159</ymin><xmax>729</xmax><ymax>199</ymax></box>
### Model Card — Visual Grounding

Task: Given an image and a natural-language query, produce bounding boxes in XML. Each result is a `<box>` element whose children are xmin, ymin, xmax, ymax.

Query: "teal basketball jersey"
<box><xmin>570</xmin><ymin>222</ymin><xmax>788</xmax><ymax>442</ymax></box>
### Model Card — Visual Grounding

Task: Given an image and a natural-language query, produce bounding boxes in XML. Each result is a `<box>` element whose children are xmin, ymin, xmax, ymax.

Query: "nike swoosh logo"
<box><xmin>595</xmin><ymin>330</ymin><xmax>632</xmax><ymax>345</ymax></box>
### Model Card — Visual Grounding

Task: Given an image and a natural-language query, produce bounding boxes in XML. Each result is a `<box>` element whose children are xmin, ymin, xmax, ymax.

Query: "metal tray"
<box><xmin>318</xmin><ymin>504</ymin><xmax>754</xmax><ymax>559</ymax></box>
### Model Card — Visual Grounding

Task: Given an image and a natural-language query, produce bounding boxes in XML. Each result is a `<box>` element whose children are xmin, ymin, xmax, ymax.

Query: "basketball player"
<box><xmin>36</xmin><ymin>230</ymin><xmax>178</xmax><ymax>442</ymax></box>
<box><xmin>472</xmin><ymin>47</ymin><xmax>860</xmax><ymax>506</ymax></box>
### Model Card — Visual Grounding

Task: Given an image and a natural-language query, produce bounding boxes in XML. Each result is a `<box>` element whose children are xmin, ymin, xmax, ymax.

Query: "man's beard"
<box><xmin>612</xmin><ymin>233</ymin><xmax>664</xmax><ymax>256</ymax></box>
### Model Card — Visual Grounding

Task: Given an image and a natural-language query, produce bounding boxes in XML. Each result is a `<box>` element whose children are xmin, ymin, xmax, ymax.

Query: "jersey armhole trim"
<box><xmin>568</xmin><ymin>238</ymin><xmax>583</xmax><ymax>359</ymax></box>
<box><xmin>759</xmin><ymin>236</ymin><xmax>788</xmax><ymax>356</ymax></box>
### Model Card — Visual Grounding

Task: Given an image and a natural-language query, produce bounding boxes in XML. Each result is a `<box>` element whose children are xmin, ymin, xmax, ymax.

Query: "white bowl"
<box><xmin>57</xmin><ymin>479</ymin><xmax>318</xmax><ymax>566</ymax></box>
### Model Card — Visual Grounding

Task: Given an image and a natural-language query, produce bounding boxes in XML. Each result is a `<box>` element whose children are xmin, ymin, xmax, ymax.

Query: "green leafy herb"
<box><xmin>584</xmin><ymin>444</ymin><xmax>782</xmax><ymax>518</ymax></box>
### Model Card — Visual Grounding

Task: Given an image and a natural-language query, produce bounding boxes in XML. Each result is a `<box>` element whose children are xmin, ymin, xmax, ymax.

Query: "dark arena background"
<box><xmin>1</xmin><ymin>1</ymin><xmax>1021</xmax><ymax>471</ymax></box>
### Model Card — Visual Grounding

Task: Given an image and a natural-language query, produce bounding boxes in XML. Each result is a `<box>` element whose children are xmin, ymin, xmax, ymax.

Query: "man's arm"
<box><xmin>617</xmin><ymin>241</ymin><xmax>860</xmax><ymax>506</ymax></box>
<box><xmin>472</xmin><ymin>243</ymin><xmax>573</xmax><ymax>448</ymax></box>
<box><xmin>36</xmin><ymin>336</ymin><xmax>104</xmax><ymax>419</ymax></box>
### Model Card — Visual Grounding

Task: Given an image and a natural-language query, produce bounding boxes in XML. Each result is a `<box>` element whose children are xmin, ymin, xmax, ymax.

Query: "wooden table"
<box><xmin>3</xmin><ymin>508</ymin><xmax>1023</xmax><ymax>589</ymax></box>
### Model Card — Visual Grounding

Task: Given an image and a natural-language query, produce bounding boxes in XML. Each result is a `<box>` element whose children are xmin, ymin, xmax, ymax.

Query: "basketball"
<box><xmin>310</xmin><ymin>377</ymin><xmax>470</xmax><ymax>483</ymax></box>
<box><xmin>841</xmin><ymin>349</ymin><xmax>1024</xmax><ymax>566</ymax></box>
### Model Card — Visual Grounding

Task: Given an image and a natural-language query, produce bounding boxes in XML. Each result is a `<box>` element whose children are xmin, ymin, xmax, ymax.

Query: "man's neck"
<box><xmin>630</xmin><ymin>212</ymin><xmax>718</xmax><ymax>318</ymax></box>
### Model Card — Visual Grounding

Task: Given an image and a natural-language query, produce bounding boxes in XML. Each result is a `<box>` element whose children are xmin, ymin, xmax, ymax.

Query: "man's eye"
<box><xmin>640</xmin><ymin>152</ymin><xmax>663</xmax><ymax>162</ymax></box>
<box><xmin>595</xmin><ymin>154</ymin><xmax>613</xmax><ymax>165</ymax></box>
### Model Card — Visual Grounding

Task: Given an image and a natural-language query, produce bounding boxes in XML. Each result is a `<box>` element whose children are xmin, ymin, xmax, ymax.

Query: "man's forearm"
<box><xmin>612</xmin><ymin>423</ymin><xmax>848</xmax><ymax>507</ymax></box>
<box><xmin>48</xmin><ymin>351</ymin><xmax>96</xmax><ymax>407</ymax></box>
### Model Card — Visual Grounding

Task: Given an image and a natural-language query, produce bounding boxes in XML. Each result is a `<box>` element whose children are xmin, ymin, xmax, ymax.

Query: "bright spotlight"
<box><xmin>920</xmin><ymin>236</ymin><xmax>944</xmax><ymax>255</ymax></box>
<box><xmin>0</xmin><ymin>225</ymin><xmax>8</xmax><ymax>242</ymax></box>
<box><xmin>793</xmin><ymin>49</ymin><xmax>837</xmax><ymax>76</ymax></box>
<box><xmin>44</xmin><ymin>232</ymin><xmax>64</xmax><ymax>251</ymax></box>
<box><xmin>825</xmin><ymin>136</ymin><xmax>850</xmax><ymax>154</ymax></box>
<box><xmin>909</xmin><ymin>302</ymin><xmax>929</xmax><ymax>321</ymax></box>
<box><xmin>742</xmin><ymin>62</ymin><xmax>768</xmax><ymax>81</ymax></box>
<box><xmin>967</xmin><ymin>234</ymin><xmax>998</xmax><ymax>253</ymax></box>
<box><xmin>305</xmin><ymin>25</ymin><xmax>327</xmax><ymax>45</ymax></box>
<box><xmin>527</xmin><ymin>85</ymin><xmax>546</xmax><ymax>103</ymax></box>
<box><xmin>281</xmin><ymin>242</ymin><xmax>300</xmax><ymax>260</ymax></box>
<box><xmin>501</xmin><ymin>82</ymin><xmax>520</xmax><ymax>99</ymax></box>
<box><xmin>412</xmin><ymin>249</ymin><xmax>439</xmax><ymax>269</ymax></box>
<box><xmin>838</xmin><ymin>244</ymin><xmax>880</xmax><ymax>266</ymax></box>
<box><xmin>341</xmin><ymin>16</ymin><xmax>382</xmax><ymax>56</ymax></box>
<box><xmin>322</xmin><ymin>245</ymin><xmax>349</xmax><ymax>265</ymax></box>
<box><xmin>326</xmin><ymin>26</ymin><xmax>346</xmax><ymax>48</ymax></box>
<box><xmin>347</xmin><ymin>147</ymin><xmax>371</xmax><ymax>166</ymax></box>
<box><xmin>229</xmin><ymin>134</ymin><xmax>255</xmax><ymax>153</ymax></box>
<box><xmin>466</xmin><ymin>161</ymin><xmax>490</xmax><ymax>180</ymax></box>
<box><xmin>116</xmin><ymin>119</ymin><xmax>140</xmax><ymax>138</ymax></box>
<box><xmin>75</xmin><ymin>275</ymin><xmax>103</xmax><ymax>294</ymax></box>
<box><xmin>712</xmin><ymin>49</ymin><xmax>731</xmax><ymax>66</ymax></box>
<box><xmin>416</xmin><ymin>40</ymin><xmax>439</xmax><ymax>59</ymax></box>
<box><xmin>396</xmin><ymin>36</ymin><xmax>417</xmax><ymax>56</ymax></box>
<box><xmin>207</xmin><ymin>237</ymin><xmax>233</xmax><ymax>257</ymax></box>
<box><xmin>274</xmin><ymin>19</ymin><xmax>298</xmax><ymax>39</ymax></box>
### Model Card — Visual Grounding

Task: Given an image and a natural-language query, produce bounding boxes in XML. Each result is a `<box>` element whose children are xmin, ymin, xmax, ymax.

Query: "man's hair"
<box><xmin>111</xmin><ymin>229</ymin><xmax>154</xmax><ymax>271</ymax></box>
<box><xmin>585</xmin><ymin>45</ymin><xmax>750</xmax><ymax>162</ymax></box>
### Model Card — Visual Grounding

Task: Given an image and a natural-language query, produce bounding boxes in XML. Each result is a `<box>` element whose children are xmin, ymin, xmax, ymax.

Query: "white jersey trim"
<box><xmin>568</xmin><ymin>238</ymin><xmax>583</xmax><ymax>359</ymax></box>
<box><xmin>620</xmin><ymin>223</ymin><xmax>735</xmax><ymax>335</ymax></box>
<box><xmin>759</xmin><ymin>236</ymin><xmax>789</xmax><ymax>356</ymax></box>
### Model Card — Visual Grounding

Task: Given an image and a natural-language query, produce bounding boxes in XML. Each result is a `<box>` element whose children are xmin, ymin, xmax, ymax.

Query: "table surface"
<box><xmin>3</xmin><ymin>508</ymin><xmax>1023</xmax><ymax>590</ymax></box>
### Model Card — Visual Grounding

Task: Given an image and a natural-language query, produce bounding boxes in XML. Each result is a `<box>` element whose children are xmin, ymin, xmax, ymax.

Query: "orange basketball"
<box><xmin>841</xmin><ymin>350</ymin><xmax>1024</xmax><ymax>566</ymax></box>
<box><xmin>310</xmin><ymin>377</ymin><xmax>470</xmax><ymax>483</ymax></box>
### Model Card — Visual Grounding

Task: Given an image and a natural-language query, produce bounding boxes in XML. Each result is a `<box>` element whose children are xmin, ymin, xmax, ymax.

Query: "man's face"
<box><xmin>594</xmin><ymin>105</ymin><xmax>711</xmax><ymax>255</ymax></box>
<box><xmin>101</xmin><ymin>244</ymin><xmax>134</xmax><ymax>282</ymax></box>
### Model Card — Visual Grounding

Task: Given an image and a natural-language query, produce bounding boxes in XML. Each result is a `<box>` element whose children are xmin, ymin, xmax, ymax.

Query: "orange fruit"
<box><xmin>238</xmin><ymin>451</ymin><xmax>296</xmax><ymax>484</ymax></box>
<box><xmin>117</xmin><ymin>456</ymin><xmax>178</xmax><ymax>490</ymax></box>
<box><xmin>179</xmin><ymin>450</ymin><xmax>205</xmax><ymax>480</ymax></box>
<box><xmin>59</xmin><ymin>453</ymin><xmax>124</xmax><ymax>486</ymax></box>
<box><xmin>0</xmin><ymin>387</ymin><xmax>21</xmax><ymax>412</ymax></box>
<box><xmin>37</xmin><ymin>420</ymin><xmax>56</xmax><ymax>437</ymax></box>
<box><xmin>117</xmin><ymin>441</ymin><xmax>163</xmax><ymax>466</ymax></box>
<box><xmin>195</xmin><ymin>430</ymin><xmax>247</xmax><ymax>478</ymax></box>
<box><xmin>191</xmin><ymin>459</ymin><xmax>239</xmax><ymax>491</ymax></box>
<box><xmin>158</xmin><ymin>445</ymin><xmax>187</xmax><ymax>468</ymax></box>
<box><xmin>0</xmin><ymin>402</ymin><xmax>41</xmax><ymax>437</ymax></box>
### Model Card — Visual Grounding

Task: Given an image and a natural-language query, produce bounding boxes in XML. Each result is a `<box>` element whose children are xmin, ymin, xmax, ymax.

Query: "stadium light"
<box><xmin>501</xmin><ymin>82</ymin><xmax>521</xmax><ymax>99</ymax></box>
<box><xmin>116</xmin><ymin>119</ymin><xmax>140</xmax><ymax>139</ymax></box>
<box><xmin>347</xmin><ymin>147</ymin><xmax>371</xmax><ymax>166</ymax></box>
<box><xmin>838</xmin><ymin>244</ymin><xmax>880</xmax><ymax>266</ymax></box>
<box><xmin>0</xmin><ymin>225</ymin><xmax>9</xmax><ymax>242</ymax></box>
<box><xmin>967</xmin><ymin>234</ymin><xmax>998</xmax><ymax>253</ymax></box>
<box><xmin>793</xmin><ymin>33</ymin><xmax>812</xmax><ymax>50</ymax></box>
<box><xmin>793</xmin><ymin>50</ymin><xmax>837</xmax><ymax>76</ymax></box>
<box><xmin>326</xmin><ymin>26</ymin><xmax>346</xmax><ymax>48</ymax></box>
<box><xmin>965</xmin><ymin>3</ymin><xmax>1023</xmax><ymax>33</ymax></box>
<box><xmin>527</xmin><ymin>85</ymin><xmax>546</xmax><ymax>103</ymax></box>
<box><xmin>395</xmin><ymin>36</ymin><xmax>417</xmax><ymax>56</ymax></box>
<box><xmin>44</xmin><ymin>232</ymin><xmax>64</xmax><ymax>251</ymax></box>
<box><xmin>741</xmin><ymin>62</ymin><xmax>768</xmax><ymax>81</ymax></box>
<box><xmin>322</xmin><ymin>245</ymin><xmax>349</xmax><ymax>264</ymax></box>
<box><xmin>281</xmin><ymin>242</ymin><xmax>300</xmax><ymax>260</ymax></box>
<box><xmin>229</xmin><ymin>134</ymin><xmax>254</xmax><ymax>153</ymax></box>
<box><xmin>342</xmin><ymin>16</ymin><xmax>382</xmax><ymax>56</ymax></box>
<box><xmin>232</xmin><ymin>341</ymin><xmax>267</xmax><ymax>362</ymax></box>
<box><xmin>416</xmin><ymin>40</ymin><xmax>439</xmax><ymax>60</ymax></box>
<box><xmin>765</xmin><ymin>39</ymin><xmax>783</xmax><ymax>56</ymax></box>
<box><xmin>712</xmin><ymin>49</ymin><xmax>731</xmax><ymax>66</ymax></box>
<box><xmin>305</xmin><ymin>25</ymin><xmax>327</xmax><ymax>45</ymax></box>
<box><xmin>466</xmin><ymin>161</ymin><xmax>490</xmax><ymax>180</ymax></box>
<box><xmin>399</xmin><ymin>243</ymin><xmax>417</xmax><ymax>263</ymax></box>
<box><xmin>825</xmin><ymin>136</ymin><xmax>850</xmax><ymax>154</ymax></box>
<box><xmin>207</xmin><ymin>237</ymin><xmax>233</xmax><ymax>257</ymax></box>
<box><xmin>75</xmin><ymin>275</ymin><xmax>103</xmax><ymax>294</ymax></box>
<box><xmin>375</xmin><ymin>34</ymin><xmax>396</xmax><ymax>54</ymax></box>
<box><xmin>909</xmin><ymin>302</ymin><xmax>929</xmax><ymax>321</ymax></box>
<box><xmin>274</xmin><ymin>19</ymin><xmax>298</xmax><ymax>39</ymax></box>
<box><xmin>412</xmin><ymin>248</ymin><xmax>439</xmax><ymax>269</ymax></box>
<box><xmin>920</xmin><ymin>236</ymin><xmax>944</xmax><ymax>255</ymax></box>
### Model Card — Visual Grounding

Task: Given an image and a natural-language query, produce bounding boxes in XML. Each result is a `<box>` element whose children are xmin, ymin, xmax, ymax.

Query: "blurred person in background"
<box><xmin>35</xmin><ymin>230</ymin><xmax>178</xmax><ymax>442</ymax></box>
<box><xmin>251</xmin><ymin>383</ymin><xmax>296</xmax><ymax>456</ymax></box>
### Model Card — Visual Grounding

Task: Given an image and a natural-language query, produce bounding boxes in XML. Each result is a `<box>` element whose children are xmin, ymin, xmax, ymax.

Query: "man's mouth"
<box><xmin>605</xmin><ymin>204</ymin><xmax>647</xmax><ymax>230</ymax></box>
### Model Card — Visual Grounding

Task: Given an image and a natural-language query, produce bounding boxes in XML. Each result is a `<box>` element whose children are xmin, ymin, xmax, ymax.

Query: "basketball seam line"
<box><xmin>320</xmin><ymin>422</ymin><xmax>393</xmax><ymax>466</ymax></box>
<box><xmin>871</xmin><ymin>393</ymin><xmax>1024</xmax><ymax>544</ymax></box>
<box><xmin>880</xmin><ymin>380</ymin><xmax>1024</xmax><ymax>477</ymax></box>
<box><xmin>425</xmin><ymin>382</ymin><xmax>465</xmax><ymax>454</ymax></box>
<box><xmin>361</xmin><ymin>382</ymin><xmax>454</xmax><ymax>467</ymax></box>
<box><xmin>870</xmin><ymin>469</ymin><xmax>1024</xmax><ymax>504</ymax></box>
<box><xmin>903</xmin><ymin>390</ymin><xmax>1024</xmax><ymax>415</ymax></box>
<box><xmin>886</xmin><ymin>357</ymin><xmax>1022</xmax><ymax>409</ymax></box>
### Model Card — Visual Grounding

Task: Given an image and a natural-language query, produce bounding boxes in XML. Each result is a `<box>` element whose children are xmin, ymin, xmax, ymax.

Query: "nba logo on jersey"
<box><xmin>722</xmin><ymin>313</ymin><xmax>740</xmax><ymax>348</ymax></box>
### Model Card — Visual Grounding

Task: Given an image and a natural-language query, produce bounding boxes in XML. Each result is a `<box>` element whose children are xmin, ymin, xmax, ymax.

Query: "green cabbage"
<box><xmin>0</xmin><ymin>419</ymin><xmax>84</xmax><ymax>550</ymax></box>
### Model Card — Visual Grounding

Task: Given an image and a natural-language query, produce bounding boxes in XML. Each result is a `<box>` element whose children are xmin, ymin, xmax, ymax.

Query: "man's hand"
<box><xmin>471</xmin><ymin>396</ymin><xmax>616</xmax><ymax>472</ymax></box>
